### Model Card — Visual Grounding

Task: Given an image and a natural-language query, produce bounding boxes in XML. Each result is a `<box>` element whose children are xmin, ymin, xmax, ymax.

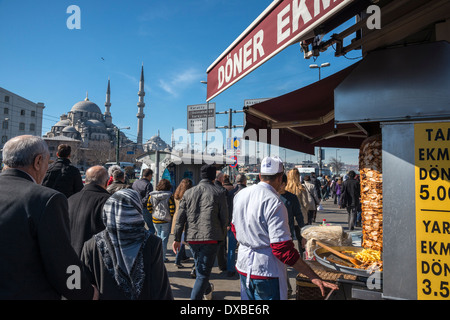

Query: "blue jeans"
<box><xmin>239</xmin><ymin>274</ymin><xmax>280</xmax><ymax>300</ymax></box>
<box><xmin>175</xmin><ymin>232</ymin><xmax>188</xmax><ymax>265</ymax></box>
<box><xmin>227</xmin><ymin>229</ymin><xmax>237</xmax><ymax>272</ymax></box>
<box><xmin>153</xmin><ymin>222</ymin><xmax>171</xmax><ymax>261</ymax></box>
<box><xmin>189</xmin><ymin>243</ymin><xmax>218</xmax><ymax>300</ymax></box>
<box><xmin>142</xmin><ymin>207</ymin><xmax>155</xmax><ymax>234</ymax></box>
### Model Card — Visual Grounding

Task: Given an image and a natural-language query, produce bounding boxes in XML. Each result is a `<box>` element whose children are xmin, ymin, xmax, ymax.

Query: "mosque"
<box><xmin>44</xmin><ymin>65</ymin><xmax>147</xmax><ymax>166</ymax></box>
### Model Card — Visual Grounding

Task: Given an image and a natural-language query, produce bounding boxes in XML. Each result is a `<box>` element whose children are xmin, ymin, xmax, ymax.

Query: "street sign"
<box><xmin>187</xmin><ymin>103</ymin><xmax>216</xmax><ymax>133</ymax></box>
<box><xmin>226</xmin><ymin>137</ymin><xmax>241</xmax><ymax>155</ymax></box>
<box><xmin>244</xmin><ymin>98</ymin><xmax>271</xmax><ymax>107</ymax></box>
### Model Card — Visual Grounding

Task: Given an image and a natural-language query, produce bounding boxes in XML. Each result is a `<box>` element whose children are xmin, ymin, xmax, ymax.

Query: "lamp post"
<box><xmin>200</xmin><ymin>81</ymin><xmax>209</xmax><ymax>155</ymax></box>
<box><xmin>309</xmin><ymin>62</ymin><xmax>330</xmax><ymax>176</ymax></box>
<box><xmin>115</xmin><ymin>126</ymin><xmax>130</xmax><ymax>165</ymax></box>
<box><xmin>309</xmin><ymin>62</ymin><xmax>330</xmax><ymax>80</ymax></box>
<box><xmin>336</xmin><ymin>149</ymin><xmax>340</xmax><ymax>175</ymax></box>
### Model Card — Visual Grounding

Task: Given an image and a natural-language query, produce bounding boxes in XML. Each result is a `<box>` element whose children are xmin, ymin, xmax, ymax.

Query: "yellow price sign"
<box><xmin>415</xmin><ymin>122</ymin><xmax>450</xmax><ymax>300</ymax></box>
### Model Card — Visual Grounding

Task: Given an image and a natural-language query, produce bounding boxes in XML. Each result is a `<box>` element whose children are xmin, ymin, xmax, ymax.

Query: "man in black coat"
<box><xmin>42</xmin><ymin>144</ymin><xmax>83</xmax><ymax>198</ymax></box>
<box><xmin>214</xmin><ymin>170</ymin><xmax>228</xmax><ymax>272</ymax></box>
<box><xmin>68</xmin><ymin>165</ymin><xmax>110</xmax><ymax>257</ymax></box>
<box><xmin>0</xmin><ymin>135</ymin><xmax>97</xmax><ymax>300</ymax></box>
<box><xmin>132</xmin><ymin>168</ymin><xmax>154</xmax><ymax>233</ymax></box>
<box><xmin>341</xmin><ymin>170</ymin><xmax>361</xmax><ymax>230</ymax></box>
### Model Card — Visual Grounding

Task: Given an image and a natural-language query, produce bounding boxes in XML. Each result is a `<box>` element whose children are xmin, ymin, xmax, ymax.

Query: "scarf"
<box><xmin>95</xmin><ymin>188</ymin><xmax>150</xmax><ymax>299</ymax></box>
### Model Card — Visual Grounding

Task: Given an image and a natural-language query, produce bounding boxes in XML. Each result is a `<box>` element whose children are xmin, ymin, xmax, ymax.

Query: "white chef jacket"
<box><xmin>232</xmin><ymin>182</ymin><xmax>291</xmax><ymax>299</ymax></box>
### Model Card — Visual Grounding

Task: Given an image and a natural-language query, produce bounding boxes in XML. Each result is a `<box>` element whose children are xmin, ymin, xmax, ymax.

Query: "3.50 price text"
<box><xmin>421</xmin><ymin>279</ymin><xmax>450</xmax><ymax>298</ymax></box>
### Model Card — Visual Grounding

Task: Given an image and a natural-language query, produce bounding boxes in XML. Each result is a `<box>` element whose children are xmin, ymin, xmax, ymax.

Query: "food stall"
<box><xmin>246</xmin><ymin>40</ymin><xmax>450</xmax><ymax>300</ymax></box>
<box><xmin>205</xmin><ymin>0</ymin><xmax>450</xmax><ymax>299</ymax></box>
<box><xmin>136</xmin><ymin>150</ymin><xmax>234</xmax><ymax>187</ymax></box>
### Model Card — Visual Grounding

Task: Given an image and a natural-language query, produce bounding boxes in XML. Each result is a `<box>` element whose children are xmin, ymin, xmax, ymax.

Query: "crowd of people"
<box><xmin>0</xmin><ymin>135</ymin><xmax>364</xmax><ymax>300</ymax></box>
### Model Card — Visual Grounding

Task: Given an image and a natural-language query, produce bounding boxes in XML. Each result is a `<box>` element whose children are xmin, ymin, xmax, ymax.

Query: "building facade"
<box><xmin>0</xmin><ymin>87</ymin><xmax>45</xmax><ymax>158</ymax></box>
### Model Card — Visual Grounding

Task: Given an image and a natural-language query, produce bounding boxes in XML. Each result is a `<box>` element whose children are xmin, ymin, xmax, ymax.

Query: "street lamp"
<box><xmin>309</xmin><ymin>62</ymin><xmax>330</xmax><ymax>80</ymax></box>
<box><xmin>336</xmin><ymin>149</ymin><xmax>340</xmax><ymax>175</ymax></box>
<box><xmin>115</xmin><ymin>126</ymin><xmax>130</xmax><ymax>165</ymax></box>
<box><xmin>200</xmin><ymin>81</ymin><xmax>209</xmax><ymax>155</ymax></box>
<box><xmin>310</xmin><ymin>62</ymin><xmax>330</xmax><ymax>176</ymax></box>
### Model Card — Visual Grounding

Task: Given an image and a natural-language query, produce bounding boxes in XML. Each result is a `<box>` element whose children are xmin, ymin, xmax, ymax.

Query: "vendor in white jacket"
<box><xmin>231</xmin><ymin>156</ymin><xmax>338</xmax><ymax>300</ymax></box>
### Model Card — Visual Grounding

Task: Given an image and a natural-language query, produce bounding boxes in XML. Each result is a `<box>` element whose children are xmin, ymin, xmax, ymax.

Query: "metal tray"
<box><xmin>314</xmin><ymin>246</ymin><xmax>382</xmax><ymax>278</ymax></box>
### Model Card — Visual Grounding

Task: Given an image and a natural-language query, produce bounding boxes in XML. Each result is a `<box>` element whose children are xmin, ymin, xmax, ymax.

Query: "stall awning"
<box><xmin>244</xmin><ymin>62</ymin><xmax>367</xmax><ymax>155</ymax></box>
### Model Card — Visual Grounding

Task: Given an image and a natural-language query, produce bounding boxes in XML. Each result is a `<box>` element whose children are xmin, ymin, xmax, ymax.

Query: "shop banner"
<box><xmin>415</xmin><ymin>122</ymin><xmax>450</xmax><ymax>300</ymax></box>
<box><xmin>206</xmin><ymin>0</ymin><xmax>353</xmax><ymax>101</ymax></box>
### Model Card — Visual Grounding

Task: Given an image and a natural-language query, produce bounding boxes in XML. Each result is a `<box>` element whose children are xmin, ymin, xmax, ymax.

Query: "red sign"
<box><xmin>206</xmin><ymin>0</ymin><xmax>353</xmax><ymax>101</ymax></box>
<box><xmin>229</xmin><ymin>156</ymin><xmax>238</xmax><ymax>168</ymax></box>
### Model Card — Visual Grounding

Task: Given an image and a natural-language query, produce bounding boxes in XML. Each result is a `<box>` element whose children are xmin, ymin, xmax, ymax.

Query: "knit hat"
<box><xmin>200</xmin><ymin>164</ymin><xmax>216</xmax><ymax>180</ymax></box>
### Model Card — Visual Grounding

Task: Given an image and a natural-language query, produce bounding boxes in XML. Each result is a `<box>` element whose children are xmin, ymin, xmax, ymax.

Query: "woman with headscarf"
<box><xmin>80</xmin><ymin>188</ymin><xmax>173</xmax><ymax>300</ymax></box>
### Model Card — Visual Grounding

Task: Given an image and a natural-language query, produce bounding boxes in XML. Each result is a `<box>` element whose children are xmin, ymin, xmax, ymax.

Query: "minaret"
<box><xmin>137</xmin><ymin>63</ymin><xmax>145</xmax><ymax>148</ymax></box>
<box><xmin>104</xmin><ymin>78</ymin><xmax>112</xmax><ymax>126</ymax></box>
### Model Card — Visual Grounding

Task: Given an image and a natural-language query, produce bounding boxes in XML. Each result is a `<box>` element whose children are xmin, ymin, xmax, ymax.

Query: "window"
<box><xmin>31</xmin><ymin>110</ymin><xmax>35</xmax><ymax>117</ymax></box>
<box><xmin>2</xmin><ymin>121</ymin><xmax>8</xmax><ymax>129</ymax></box>
<box><xmin>19</xmin><ymin>122</ymin><xmax>25</xmax><ymax>130</ymax></box>
<box><xmin>30</xmin><ymin>123</ymin><xmax>35</xmax><ymax>131</ymax></box>
<box><xmin>2</xmin><ymin>136</ymin><xmax>7</xmax><ymax>143</ymax></box>
<box><xmin>4</xmin><ymin>108</ymin><xmax>8</xmax><ymax>114</ymax></box>
<box><xmin>20</xmin><ymin>109</ymin><xmax>25</xmax><ymax>116</ymax></box>
<box><xmin>4</xmin><ymin>96</ymin><xmax>9</xmax><ymax>103</ymax></box>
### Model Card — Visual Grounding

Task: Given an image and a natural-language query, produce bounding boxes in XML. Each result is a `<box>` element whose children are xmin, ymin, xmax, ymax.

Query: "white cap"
<box><xmin>260</xmin><ymin>156</ymin><xmax>284</xmax><ymax>175</ymax></box>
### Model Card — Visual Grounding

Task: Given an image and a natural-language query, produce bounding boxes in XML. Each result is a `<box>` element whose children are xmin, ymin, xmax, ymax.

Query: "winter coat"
<box><xmin>147</xmin><ymin>191</ymin><xmax>175</xmax><ymax>224</ymax></box>
<box><xmin>302</xmin><ymin>181</ymin><xmax>320</xmax><ymax>211</ymax></box>
<box><xmin>68</xmin><ymin>183</ymin><xmax>111</xmax><ymax>257</ymax></box>
<box><xmin>173</xmin><ymin>179</ymin><xmax>228</xmax><ymax>243</ymax></box>
<box><xmin>42</xmin><ymin>158</ymin><xmax>83</xmax><ymax>198</ymax></box>
<box><xmin>341</xmin><ymin>178</ymin><xmax>360</xmax><ymax>207</ymax></box>
<box><xmin>107</xmin><ymin>181</ymin><xmax>129</xmax><ymax>194</ymax></box>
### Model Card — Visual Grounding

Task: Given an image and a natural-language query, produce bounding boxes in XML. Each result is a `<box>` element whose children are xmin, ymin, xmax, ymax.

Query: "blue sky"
<box><xmin>0</xmin><ymin>0</ymin><xmax>361</xmax><ymax>165</ymax></box>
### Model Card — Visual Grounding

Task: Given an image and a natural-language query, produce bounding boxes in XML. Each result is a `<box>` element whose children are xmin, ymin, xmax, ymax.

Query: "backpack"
<box><xmin>148</xmin><ymin>191</ymin><xmax>172</xmax><ymax>222</ymax></box>
<box><xmin>42</xmin><ymin>161</ymin><xmax>69</xmax><ymax>190</ymax></box>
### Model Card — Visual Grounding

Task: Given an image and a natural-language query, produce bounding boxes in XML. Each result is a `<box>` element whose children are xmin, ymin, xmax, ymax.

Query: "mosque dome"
<box><xmin>84</xmin><ymin>119</ymin><xmax>106</xmax><ymax>128</ymax></box>
<box><xmin>54</xmin><ymin>119</ymin><xmax>70</xmax><ymax>127</ymax></box>
<box><xmin>71</xmin><ymin>98</ymin><xmax>102</xmax><ymax>114</ymax></box>
<box><xmin>62</xmin><ymin>126</ymin><xmax>79</xmax><ymax>133</ymax></box>
<box><xmin>144</xmin><ymin>134</ymin><xmax>171</xmax><ymax>152</ymax></box>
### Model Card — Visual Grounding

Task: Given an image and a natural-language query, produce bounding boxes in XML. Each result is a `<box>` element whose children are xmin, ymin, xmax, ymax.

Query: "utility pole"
<box><xmin>115</xmin><ymin>127</ymin><xmax>130</xmax><ymax>165</ymax></box>
<box><xmin>309</xmin><ymin>62</ymin><xmax>330</xmax><ymax>176</ymax></box>
<box><xmin>216</xmin><ymin>108</ymin><xmax>244</xmax><ymax>177</ymax></box>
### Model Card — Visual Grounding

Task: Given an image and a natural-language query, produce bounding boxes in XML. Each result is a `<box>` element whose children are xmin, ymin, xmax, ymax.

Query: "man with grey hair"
<box><xmin>0</xmin><ymin>135</ymin><xmax>98</xmax><ymax>299</ymax></box>
<box><xmin>68</xmin><ymin>165</ymin><xmax>111</xmax><ymax>256</ymax></box>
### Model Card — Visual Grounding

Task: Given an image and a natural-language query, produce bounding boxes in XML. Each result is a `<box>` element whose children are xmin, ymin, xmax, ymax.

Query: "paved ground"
<box><xmin>163</xmin><ymin>198</ymin><xmax>362</xmax><ymax>300</ymax></box>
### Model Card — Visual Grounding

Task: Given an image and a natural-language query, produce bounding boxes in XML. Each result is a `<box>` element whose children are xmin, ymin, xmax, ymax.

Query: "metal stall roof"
<box><xmin>244</xmin><ymin>63</ymin><xmax>367</xmax><ymax>155</ymax></box>
<box><xmin>335</xmin><ymin>41</ymin><xmax>450</xmax><ymax>124</ymax></box>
